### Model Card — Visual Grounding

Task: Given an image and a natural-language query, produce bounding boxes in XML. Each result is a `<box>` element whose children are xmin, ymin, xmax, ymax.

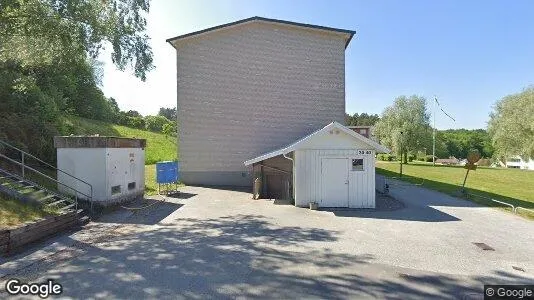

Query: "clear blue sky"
<box><xmin>101</xmin><ymin>0</ymin><xmax>534</xmax><ymax>130</ymax></box>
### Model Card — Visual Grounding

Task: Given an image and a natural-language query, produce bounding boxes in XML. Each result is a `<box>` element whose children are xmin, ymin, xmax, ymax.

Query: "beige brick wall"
<box><xmin>173</xmin><ymin>21</ymin><xmax>348</xmax><ymax>185</ymax></box>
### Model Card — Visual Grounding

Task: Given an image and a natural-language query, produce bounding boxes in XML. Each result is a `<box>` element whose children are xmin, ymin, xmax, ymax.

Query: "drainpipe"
<box><xmin>282</xmin><ymin>152</ymin><xmax>294</xmax><ymax>200</ymax></box>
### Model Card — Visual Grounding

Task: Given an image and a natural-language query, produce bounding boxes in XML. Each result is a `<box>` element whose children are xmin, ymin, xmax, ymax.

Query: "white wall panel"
<box><xmin>295</xmin><ymin>148</ymin><xmax>375</xmax><ymax>208</ymax></box>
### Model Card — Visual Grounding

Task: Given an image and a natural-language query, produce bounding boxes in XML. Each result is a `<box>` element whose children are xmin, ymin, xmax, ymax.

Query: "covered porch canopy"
<box><xmin>244</xmin><ymin>122</ymin><xmax>390</xmax><ymax>205</ymax></box>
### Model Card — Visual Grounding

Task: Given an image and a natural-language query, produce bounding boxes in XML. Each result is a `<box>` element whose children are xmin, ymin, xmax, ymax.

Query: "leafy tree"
<box><xmin>145</xmin><ymin>115</ymin><xmax>170</xmax><ymax>132</ymax></box>
<box><xmin>345</xmin><ymin>113</ymin><xmax>380</xmax><ymax>126</ymax></box>
<box><xmin>162</xmin><ymin>122</ymin><xmax>177</xmax><ymax>137</ymax></box>
<box><xmin>0</xmin><ymin>0</ymin><xmax>154</xmax><ymax>80</ymax></box>
<box><xmin>158</xmin><ymin>107</ymin><xmax>177</xmax><ymax>120</ymax></box>
<box><xmin>374</xmin><ymin>95</ymin><xmax>431</xmax><ymax>163</ymax></box>
<box><xmin>0</xmin><ymin>0</ymin><xmax>154</xmax><ymax>161</ymax></box>
<box><xmin>107</xmin><ymin>97</ymin><xmax>121</xmax><ymax>118</ymax></box>
<box><xmin>439</xmin><ymin>129</ymin><xmax>493</xmax><ymax>159</ymax></box>
<box><xmin>126</xmin><ymin>116</ymin><xmax>145</xmax><ymax>129</ymax></box>
<box><xmin>415</xmin><ymin>128</ymin><xmax>448</xmax><ymax>159</ymax></box>
<box><xmin>488</xmin><ymin>87</ymin><xmax>534</xmax><ymax>160</ymax></box>
<box><xmin>125</xmin><ymin>110</ymin><xmax>143</xmax><ymax>118</ymax></box>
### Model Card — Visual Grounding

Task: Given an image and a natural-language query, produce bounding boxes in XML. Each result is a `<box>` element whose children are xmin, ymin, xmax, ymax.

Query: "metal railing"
<box><xmin>455</xmin><ymin>192</ymin><xmax>534</xmax><ymax>217</ymax></box>
<box><xmin>0</xmin><ymin>139</ymin><xmax>93</xmax><ymax>211</ymax></box>
<box><xmin>515</xmin><ymin>207</ymin><xmax>534</xmax><ymax>214</ymax></box>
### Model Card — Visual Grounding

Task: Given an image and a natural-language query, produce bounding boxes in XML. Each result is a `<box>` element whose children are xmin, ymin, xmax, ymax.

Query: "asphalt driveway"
<box><xmin>1</xmin><ymin>181</ymin><xmax>533</xmax><ymax>299</ymax></box>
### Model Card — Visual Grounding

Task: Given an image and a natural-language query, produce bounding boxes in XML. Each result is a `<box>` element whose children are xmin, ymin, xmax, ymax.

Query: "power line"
<box><xmin>440</xmin><ymin>108</ymin><xmax>455</xmax><ymax>122</ymax></box>
<box><xmin>432</xmin><ymin>96</ymin><xmax>456</xmax><ymax>166</ymax></box>
<box><xmin>435</xmin><ymin>97</ymin><xmax>456</xmax><ymax>122</ymax></box>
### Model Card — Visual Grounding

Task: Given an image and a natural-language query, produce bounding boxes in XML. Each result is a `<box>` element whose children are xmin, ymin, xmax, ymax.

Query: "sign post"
<box><xmin>462</xmin><ymin>150</ymin><xmax>481</xmax><ymax>192</ymax></box>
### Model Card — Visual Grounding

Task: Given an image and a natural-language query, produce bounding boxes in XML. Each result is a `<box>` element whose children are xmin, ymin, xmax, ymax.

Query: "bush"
<box><xmin>408</xmin><ymin>154</ymin><xmax>415</xmax><ymax>162</ymax></box>
<box><xmin>116</xmin><ymin>112</ymin><xmax>129</xmax><ymax>126</ymax></box>
<box><xmin>145</xmin><ymin>115</ymin><xmax>170</xmax><ymax>132</ymax></box>
<box><xmin>0</xmin><ymin>113</ymin><xmax>59</xmax><ymax>162</ymax></box>
<box><xmin>377</xmin><ymin>154</ymin><xmax>396</xmax><ymax>161</ymax></box>
<box><xmin>162</xmin><ymin>122</ymin><xmax>177</xmax><ymax>137</ymax></box>
<box><xmin>126</xmin><ymin>116</ymin><xmax>145</xmax><ymax>129</ymax></box>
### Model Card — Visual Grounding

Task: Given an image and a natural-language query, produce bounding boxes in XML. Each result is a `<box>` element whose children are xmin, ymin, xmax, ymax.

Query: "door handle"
<box><xmin>345</xmin><ymin>180</ymin><xmax>349</xmax><ymax>185</ymax></box>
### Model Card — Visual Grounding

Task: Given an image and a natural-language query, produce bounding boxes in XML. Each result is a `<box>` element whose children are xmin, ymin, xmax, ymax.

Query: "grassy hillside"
<box><xmin>376</xmin><ymin>161</ymin><xmax>534</xmax><ymax>218</ymax></box>
<box><xmin>0</xmin><ymin>195</ymin><xmax>53</xmax><ymax>228</ymax></box>
<box><xmin>61</xmin><ymin>116</ymin><xmax>177</xmax><ymax>164</ymax></box>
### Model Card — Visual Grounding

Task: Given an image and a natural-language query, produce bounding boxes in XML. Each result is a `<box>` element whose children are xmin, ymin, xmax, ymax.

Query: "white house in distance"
<box><xmin>505</xmin><ymin>156</ymin><xmax>534</xmax><ymax>170</ymax></box>
<box><xmin>167</xmin><ymin>17</ymin><xmax>390</xmax><ymax>207</ymax></box>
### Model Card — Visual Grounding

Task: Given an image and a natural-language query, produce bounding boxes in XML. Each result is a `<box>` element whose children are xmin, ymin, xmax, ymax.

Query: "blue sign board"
<box><xmin>156</xmin><ymin>161</ymin><xmax>179</xmax><ymax>184</ymax></box>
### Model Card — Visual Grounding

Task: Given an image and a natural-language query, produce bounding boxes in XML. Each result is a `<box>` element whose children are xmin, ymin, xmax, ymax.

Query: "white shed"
<box><xmin>245</xmin><ymin>122</ymin><xmax>390</xmax><ymax>208</ymax></box>
<box><xmin>54</xmin><ymin>136</ymin><xmax>146</xmax><ymax>207</ymax></box>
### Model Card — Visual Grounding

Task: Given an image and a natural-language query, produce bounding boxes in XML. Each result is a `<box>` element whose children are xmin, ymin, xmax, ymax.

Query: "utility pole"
<box><xmin>399</xmin><ymin>131</ymin><xmax>403</xmax><ymax>177</ymax></box>
<box><xmin>432</xmin><ymin>96</ymin><xmax>436</xmax><ymax>166</ymax></box>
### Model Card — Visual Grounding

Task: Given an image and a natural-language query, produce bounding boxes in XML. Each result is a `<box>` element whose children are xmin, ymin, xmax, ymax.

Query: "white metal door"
<box><xmin>321</xmin><ymin>158</ymin><xmax>349</xmax><ymax>207</ymax></box>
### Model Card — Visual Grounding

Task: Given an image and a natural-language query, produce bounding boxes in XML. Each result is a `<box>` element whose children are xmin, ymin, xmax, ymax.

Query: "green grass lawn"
<box><xmin>61</xmin><ymin>116</ymin><xmax>177</xmax><ymax>164</ymax></box>
<box><xmin>376</xmin><ymin>161</ymin><xmax>534</xmax><ymax>218</ymax></box>
<box><xmin>0</xmin><ymin>195</ymin><xmax>54</xmax><ymax>228</ymax></box>
<box><xmin>145</xmin><ymin>164</ymin><xmax>157</xmax><ymax>195</ymax></box>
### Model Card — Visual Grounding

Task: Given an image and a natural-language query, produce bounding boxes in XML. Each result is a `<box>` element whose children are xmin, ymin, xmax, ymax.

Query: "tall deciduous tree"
<box><xmin>374</xmin><ymin>95</ymin><xmax>431</xmax><ymax>163</ymax></box>
<box><xmin>158</xmin><ymin>107</ymin><xmax>177</xmax><ymax>120</ymax></box>
<box><xmin>0</xmin><ymin>0</ymin><xmax>154</xmax><ymax>80</ymax></box>
<box><xmin>0</xmin><ymin>0</ymin><xmax>153</xmax><ymax>160</ymax></box>
<box><xmin>439</xmin><ymin>129</ymin><xmax>494</xmax><ymax>159</ymax></box>
<box><xmin>344</xmin><ymin>113</ymin><xmax>380</xmax><ymax>126</ymax></box>
<box><xmin>488</xmin><ymin>87</ymin><xmax>534</xmax><ymax>161</ymax></box>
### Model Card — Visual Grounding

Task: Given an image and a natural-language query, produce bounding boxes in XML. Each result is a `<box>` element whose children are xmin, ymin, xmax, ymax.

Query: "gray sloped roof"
<box><xmin>166</xmin><ymin>16</ymin><xmax>356</xmax><ymax>48</ymax></box>
<box><xmin>244</xmin><ymin>122</ymin><xmax>391</xmax><ymax>166</ymax></box>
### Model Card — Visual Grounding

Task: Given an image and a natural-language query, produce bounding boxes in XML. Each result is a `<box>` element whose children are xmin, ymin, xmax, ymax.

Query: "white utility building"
<box><xmin>245</xmin><ymin>122</ymin><xmax>390</xmax><ymax>208</ymax></box>
<box><xmin>54</xmin><ymin>136</ymin><xmax>146</xmax><ymax>206</ymax></box>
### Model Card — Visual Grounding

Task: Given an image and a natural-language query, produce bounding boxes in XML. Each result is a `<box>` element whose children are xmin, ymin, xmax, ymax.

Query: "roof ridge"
<box><xmin>244</xmin><ymin>122</ymin><xmax>390</xmax><ymax>166</ymax></box>
<box><xmin>166</xmin><ymin>16</ymin><xmax>356</xmax><ymax>48</ymax></box>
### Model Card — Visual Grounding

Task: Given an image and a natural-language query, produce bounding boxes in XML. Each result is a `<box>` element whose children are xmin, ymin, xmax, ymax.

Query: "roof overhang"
<box><xmin>166</xmin><ymin>16</ymin><xmax>356</xmax><ymax>49</ymax></box>
<box><xmin>244</xmin><ymin>122</ymin><xmax>391</xmax><ymax>166</ymax></box>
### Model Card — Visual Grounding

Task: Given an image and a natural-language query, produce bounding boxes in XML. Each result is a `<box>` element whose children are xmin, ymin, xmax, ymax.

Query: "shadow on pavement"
<box><xmin>323</xmin><ymin>206</ymin><xmax>460</xmax><ymax>222</ymax></box>
<box><xmin>185</xmin><ymin>185</ymin><xmax>250</xmax><ymax>193</ymax></box>
<box><xmin>320</xmin><ymin>192</ymin><xmax>461</xmax><ymax>222</ymax></box>
<box><xmin>96</xmin><ymin>201</ymin><xmax>184</xmax><ymax>225</ymax></box>
<box><xmin>273</xmin><ymin>199</ymin><xmax>293</xmax><ymax>205</ymax></box>
<box><xmin>165</xmin><ymin>192</ymin><xmax>197</xmax><ymax>199</ymax></box>
<box><xmin>6</xmin><ymin>213</ymin><xmax>530</xmax><ymax>299</ymax></box>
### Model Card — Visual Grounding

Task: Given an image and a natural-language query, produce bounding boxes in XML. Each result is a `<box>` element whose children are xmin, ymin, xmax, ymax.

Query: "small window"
<box><xmin>128</xmin><ymin>182</ymin><xmax>136</xmax><ymax>190</ymax></box>
<box><xmin>360</xmin><ymin>129</ymin><xmax>367</xmax><ymax>135</ymax></box>
<box><xmin>111</xmin><ymin>185</ymin><xmax>121</xmax><ymax>195</ymax></box>
<box><xmin>352</xmin><ymin>159</ymin><xmax>364</xmax><ymax>171</ymax></box>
